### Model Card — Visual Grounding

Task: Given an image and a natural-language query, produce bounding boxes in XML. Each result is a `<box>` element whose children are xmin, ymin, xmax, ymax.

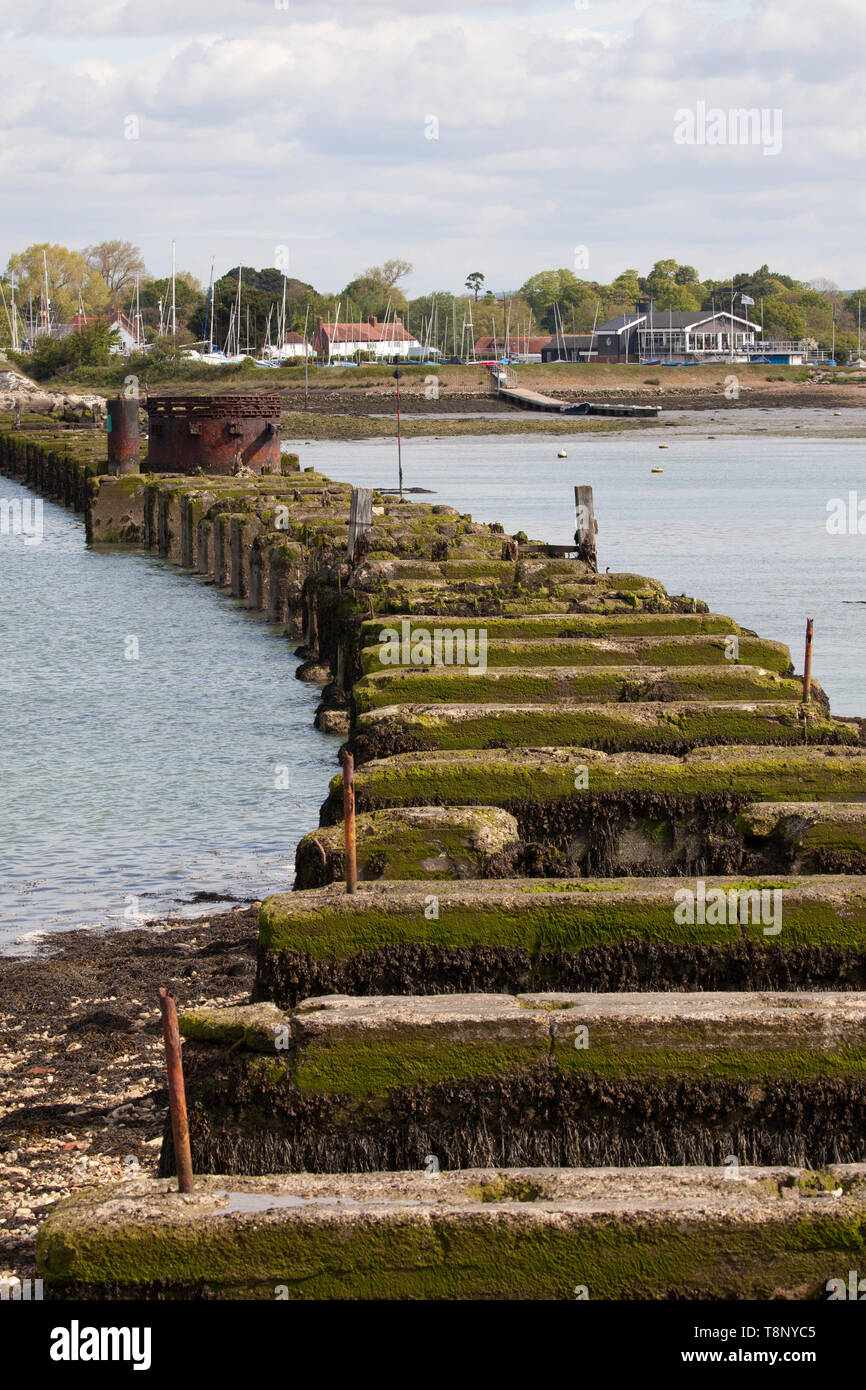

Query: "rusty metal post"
<box><xmin>803</xmin><ymin>618</ymin><xmax>814</xmax><ymax>702</ymax></box>
<box><xmin>341</xmin><ymin>747</ymin><xmax>357</xmax><ymax>894</ymax></box>
<box><xmin>106</xmin><ymin>397</ymin><xmax>140</xmax><ymax>475</ymax></box>
<box><xmin>158</xmin><ymin>988</ymin><xmax>194</xmax><ymax>1193</ymax></box>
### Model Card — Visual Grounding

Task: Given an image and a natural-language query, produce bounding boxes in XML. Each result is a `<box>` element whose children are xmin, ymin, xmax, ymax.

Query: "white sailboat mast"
<box><xmin>170</xmin><ymin>240</ymin><xmax>177</xmax><ymax>338</ymax></box>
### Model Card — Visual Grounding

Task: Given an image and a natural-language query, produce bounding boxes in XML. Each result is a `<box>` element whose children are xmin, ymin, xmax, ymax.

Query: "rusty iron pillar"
<box><xmin>145</xmin><ymin>393</ymin><xmax>282</xmax><ymax>476</ymax></box>
<box><xmin>106</xmin><ymin>397</ymin><xmax>141</xmax><ymax>475</ymax></box>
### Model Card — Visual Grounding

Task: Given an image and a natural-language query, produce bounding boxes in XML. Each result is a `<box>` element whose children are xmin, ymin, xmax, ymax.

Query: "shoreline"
<box><xmin>0</xmin><ymin>906</ymin><xmax>259</xmax><ymax>1282</ymax></box>
<box><xmin>282</xmin><ymin>405</ymin><xmax>866</xmax><ymax>441</ymax></box>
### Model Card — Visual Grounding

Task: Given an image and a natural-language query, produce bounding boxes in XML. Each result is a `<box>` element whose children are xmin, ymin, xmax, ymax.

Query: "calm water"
<box><xmin>2</xmin><ymin>429</ymin><xmax>864</xmax><ymax>947</ymax></box>
<box><xmin>0</xmin><ymin>478</ymin><xmax>340</xmax><ymax>951</ymax></box>
<box><xmin>288</xmin><ymin>432</ymin><xmax>866</xmax><ymax>717</ymax></box>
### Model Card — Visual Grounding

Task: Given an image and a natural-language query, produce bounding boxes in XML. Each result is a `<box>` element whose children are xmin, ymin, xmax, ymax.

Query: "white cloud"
<box><xmin>0</xmin><ymin>0</ymin><xmax>863</xmax><ymax>293</ymax></box>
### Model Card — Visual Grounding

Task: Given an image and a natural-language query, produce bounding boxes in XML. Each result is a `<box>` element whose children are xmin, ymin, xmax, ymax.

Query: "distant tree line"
<box><xmin>2</xmin><ymin>244</ymin><xmax>864</xmax><ymax>361</ymax></box>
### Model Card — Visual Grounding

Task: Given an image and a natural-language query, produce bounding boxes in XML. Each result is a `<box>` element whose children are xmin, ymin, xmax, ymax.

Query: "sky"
<box><xmin>0</xmin><ymin>0</ymin><xmax>863</xmax><ymax>297</ymax></box>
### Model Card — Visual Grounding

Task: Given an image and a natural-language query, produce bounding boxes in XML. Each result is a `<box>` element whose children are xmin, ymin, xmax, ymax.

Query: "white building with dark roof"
<box><xmin>590</xmin><ymin>301</ymin><xmax>811</xmax><ymax>364</ymax></box>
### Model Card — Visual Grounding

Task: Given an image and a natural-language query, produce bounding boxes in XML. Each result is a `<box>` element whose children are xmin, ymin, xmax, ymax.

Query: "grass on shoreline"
<box><xmin>280</xmin><ymin>411</ymin><xmax>663</xmax><ymax>440</ymax></box>
<box><xmin>3</xmin><ymin>352</ymin><xmax>838</xmax><ymax>398</ymax></box>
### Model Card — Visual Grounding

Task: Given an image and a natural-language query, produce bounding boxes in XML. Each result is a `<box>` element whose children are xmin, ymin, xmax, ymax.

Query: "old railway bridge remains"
<box><xmin>2</xmin><ymin>395</ymin><xmax>866</xmax><ymax>1300</ymax></box>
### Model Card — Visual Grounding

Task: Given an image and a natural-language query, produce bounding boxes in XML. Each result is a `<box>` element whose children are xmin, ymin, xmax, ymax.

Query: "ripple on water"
<box><xmin>0</xmin><ymin>479</ymin><xmax>340</xmax><ymax>950</ymax></box>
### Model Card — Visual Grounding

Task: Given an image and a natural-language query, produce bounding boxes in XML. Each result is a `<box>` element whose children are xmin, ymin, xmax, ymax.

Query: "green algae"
<box><xmin>37</xmin><ymin>1192</ymin><xmax>866</xmax><ymax>1299</ymax></box>
<box><xmin>258</xmin><ymin>883</ymin><xmax>866</xmax><ymax>959</ymax></box>
<box><xmin>291</xmin><ymin>1029</ymin><xmax>550</xmax><ymax>1096</ymax></box>
<box><xmin>359</xmin><ymin>633</ymin><xmax>792</xmax><ymax>676</ymax></box>
<box><xmin>354</xmin><ymin>703</ymin><xmax>855</xmax><ymax>759</ymax></box>
<box><xmin>295</xmin><ymin>812</ymin><xmax>517</xmax><ymax>884</ymax></box>
<box><xmin>353</xmin><ymin>666</ymin><xmax>805</xmax><ymax>712</ymax></box>
<box><xmin>335</xmin><ymin>747</ymin><xmax>866</xmax><ymax>812</ymax></box>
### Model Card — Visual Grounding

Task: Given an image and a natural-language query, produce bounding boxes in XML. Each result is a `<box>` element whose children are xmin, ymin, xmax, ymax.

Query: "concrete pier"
<box><xmin>3</xmin><ymin>413</ymin><xmax>865</xmax><ymax>1301</ymax></box>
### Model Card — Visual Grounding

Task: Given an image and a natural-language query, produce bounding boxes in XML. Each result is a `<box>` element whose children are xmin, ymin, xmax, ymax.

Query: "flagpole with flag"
<box><xmin>740</xmin><ymin>292</ymin><xmax>756</xmax><ymax>353</ymax></box>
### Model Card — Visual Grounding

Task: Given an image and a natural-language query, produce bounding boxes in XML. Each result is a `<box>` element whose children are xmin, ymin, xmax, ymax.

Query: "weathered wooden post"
<box><xmin>393</xmin><ymin>370</ymin><xmax>404</xmax><ymax>500</ymax></box>
<box><xmin>341</xmin><ymin>747</ymin><xmax>358</xmax><ymax>894</ymax></box>
<box><xmin>574</xmin><ymin>485</ymin><xmax>598</xmax><ymax>571</ymax></box>
<box><xmin>158</xmin><ymin>988</ymin><xmax>194</xmax><ymax>1193</ymax></box>
<box><xmin>348</xmin><ymin>486</ymin><xmax>373</xmax><ymax>566</ymax></box>
<box><xmin>803</xmin><ymin>618</ymin><xmax>814</xmax><ymax>702</ymax></box>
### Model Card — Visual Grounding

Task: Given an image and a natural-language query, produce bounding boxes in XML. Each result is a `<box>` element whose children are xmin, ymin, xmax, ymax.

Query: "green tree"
<box><xmin>610</xmin><ymin>268</ymin><xmax>641</xmax><ymax>306</ymax></box>
<box><xmin>762</xmin><ymin>295</ymin><xmax>805</xmax><ymax>341</ymax></box>
<box><xmin>341</xmin><ymin>276</ymin><xmax>405</xmax><ymax>320</ymax></box>
<box><xmin>470</xmin><ymin>293</ymin><xmax>536</xmax><ymax>342</ymax></box>
<box><xmin>339</xmin><ymin>261</ymin><xmax>413</xmax><ymax>319</ymax></box>
<box><xmin>11</xmin><ymin>322</ymin><xmax>114</xmax><ymax>381</ymax></box>
<box><xmin>465</xmin><ymin>271</ymin><xmax>485</xmax><ymax>300</ymax></box>
<box><xmin>84</xmin><ymin>240</ymin><xmax>147</xmax><ymax>298</ymax></box>
<box><xmin>138</xmin><ymin>272</ymin><xmax>205</xmax><ymax>336</ymax></box>
<box><xmin>6</xmin><ymin>243</ymin><xmax>110</xmax><ymax>322</ymax></box>
<box><xmin>646</xmin><ymin>260</ymin><xmax>701</xmax><ymax>311</ymax></box>
<box><xmin>844</xmin><ymin>289</ymin><xmax>866</xmax><ymax>319</ymax></box>
<box><xmin>519</xmin><ymin>269</ymin><xmax>599</xmax><ymax>332</ymax></box>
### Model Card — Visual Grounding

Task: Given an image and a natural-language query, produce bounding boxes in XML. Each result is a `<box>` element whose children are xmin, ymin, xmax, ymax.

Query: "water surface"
<box><xmin>0</xmin><ymin>478</ymin><xmax>339</xmax><ymax>950</ymax></box>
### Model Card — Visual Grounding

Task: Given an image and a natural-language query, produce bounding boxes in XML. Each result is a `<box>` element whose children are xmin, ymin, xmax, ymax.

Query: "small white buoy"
<box><xmin>557</xmin><ymin>449</ymin><xmax>567</xmax><ymax>458</ymax></box>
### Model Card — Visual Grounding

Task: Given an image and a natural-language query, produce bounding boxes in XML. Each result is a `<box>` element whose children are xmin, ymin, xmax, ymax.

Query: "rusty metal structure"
<box><xmin>145</xmin><ymin>393</ymin><xmax>282</xmax><ymax>475</ymax></box>
<box><xmin>106</xmin><ymin>397</ymin><xmax>141</xmax><ymax>475</ymax></box>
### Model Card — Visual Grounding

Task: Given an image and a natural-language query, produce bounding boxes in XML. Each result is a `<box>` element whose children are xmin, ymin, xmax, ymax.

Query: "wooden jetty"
<box><xmin>490</xmin><ymin>365</ymin><xmax>660</xmax><ymax>417</ymax></box>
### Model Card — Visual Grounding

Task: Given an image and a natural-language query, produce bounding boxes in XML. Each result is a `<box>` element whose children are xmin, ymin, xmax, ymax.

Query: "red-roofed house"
<box><xmin>314</xmin><ymin>315</ymin><xmax>421</xmax><ymax>361</ymax></box>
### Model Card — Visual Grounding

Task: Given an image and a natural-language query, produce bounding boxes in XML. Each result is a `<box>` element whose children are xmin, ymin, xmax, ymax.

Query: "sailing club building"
<box><xmin>543</xmin><ymin>304</ymin><xmax>763</xmax><ymax>364</ymax></box>
<box><xmin>595</xmin><ymin>307</ymin><xmax>760</xmax><ymax>362</ymax></box>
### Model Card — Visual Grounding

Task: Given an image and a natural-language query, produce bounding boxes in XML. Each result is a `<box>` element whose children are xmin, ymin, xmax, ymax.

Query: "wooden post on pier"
<box><xmin>158</xmin><ymin>988</ymin><xmax>194</xmax><ymax>1194</ymax></box>
<box><xmin>348</xmin><ymin>487</ymin><xmax>373</xmax><ymax>566</ymax></box>
<box><xmin>574</xmin><ymin>485</ymin><xmax>598</xmax><ymax>572</ymax></box>
<box><xmin>393</xmin><ymin>370</ymin><xmax>404</xmax><ymax>501</ymax></box>
<box><xmin>341</xmin><ymin>747</ymin><xmax>358</xmax><ymax>894</ymax></box>
<box><xmin>803</xmin><ymin>618</ymin><xmax>814</xmax><ymax>702</ymax></box>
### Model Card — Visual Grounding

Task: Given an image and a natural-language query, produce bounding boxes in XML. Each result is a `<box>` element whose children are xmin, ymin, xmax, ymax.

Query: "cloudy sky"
<box><xmin>0</xmin><ymin>0</ymin><xmax>863</xmax><ymax>295</ymax></box>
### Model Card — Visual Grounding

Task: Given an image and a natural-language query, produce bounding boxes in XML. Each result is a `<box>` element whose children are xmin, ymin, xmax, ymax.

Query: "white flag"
<box><xmin>740</xmin><ymin>294</ymin><xmax>756</xmax><ymax>306</ymax></box>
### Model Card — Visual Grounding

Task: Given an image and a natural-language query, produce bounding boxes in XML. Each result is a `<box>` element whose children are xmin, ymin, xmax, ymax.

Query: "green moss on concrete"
<box><xmin>360</xmin><ymin>633</ymin><xmax>791</xmax><ymax>676</ymax></box>
<box><xmin>179</xmin><ymin>1003</ymin><xmax>288</xmax><ymax>1051</ymax></box>
<box><xmin>291</xmin><ymin>1029</ymin><xmax>550</xmax><ymax>1095</ymax></box>
<box><xmin>802</xmin><ymin>823</ymin><xmax>866</xmax><ymax>855</ymax></box>
<box><xmin>337</xmin><ymin>747</ymin><xmax>866</xmax><ymax>811</ymax></box>
<box><xmin>258</xmin><ymin>879</ymin><xmax>866</xmax><ymax>958</ymax></box>
<box><xmin>36</xmin><ymin>1187</ymin><xmax>866</xmax><ymax>1299</ymax></box>
<box><xmin>360</xmin><ymin>612</ymin><xmax>739</xmax><ymax>656</ymax></box>
<box><xmin>354</xmin><ymin>665</ymin><xmax>805</xmax><ymax>712</ymax></box>
<box><xmin>553</xmin><ymin>1038</ymin><xmax>866</xmax><ymax>1083</ymax></box>
<box><xmin>98</xmin><ymin>475</ymin><xmax>145</xmax><ymax>496</ymax></box>
<box><xmin>296</xmin><ymin>808</ymin><xmax>518</xmax><ymax>883</ymax></box>
<box><xmin>355</xmin><ymin>702</ymin><xmax>856</xmax><ymax>759</ymax></box>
